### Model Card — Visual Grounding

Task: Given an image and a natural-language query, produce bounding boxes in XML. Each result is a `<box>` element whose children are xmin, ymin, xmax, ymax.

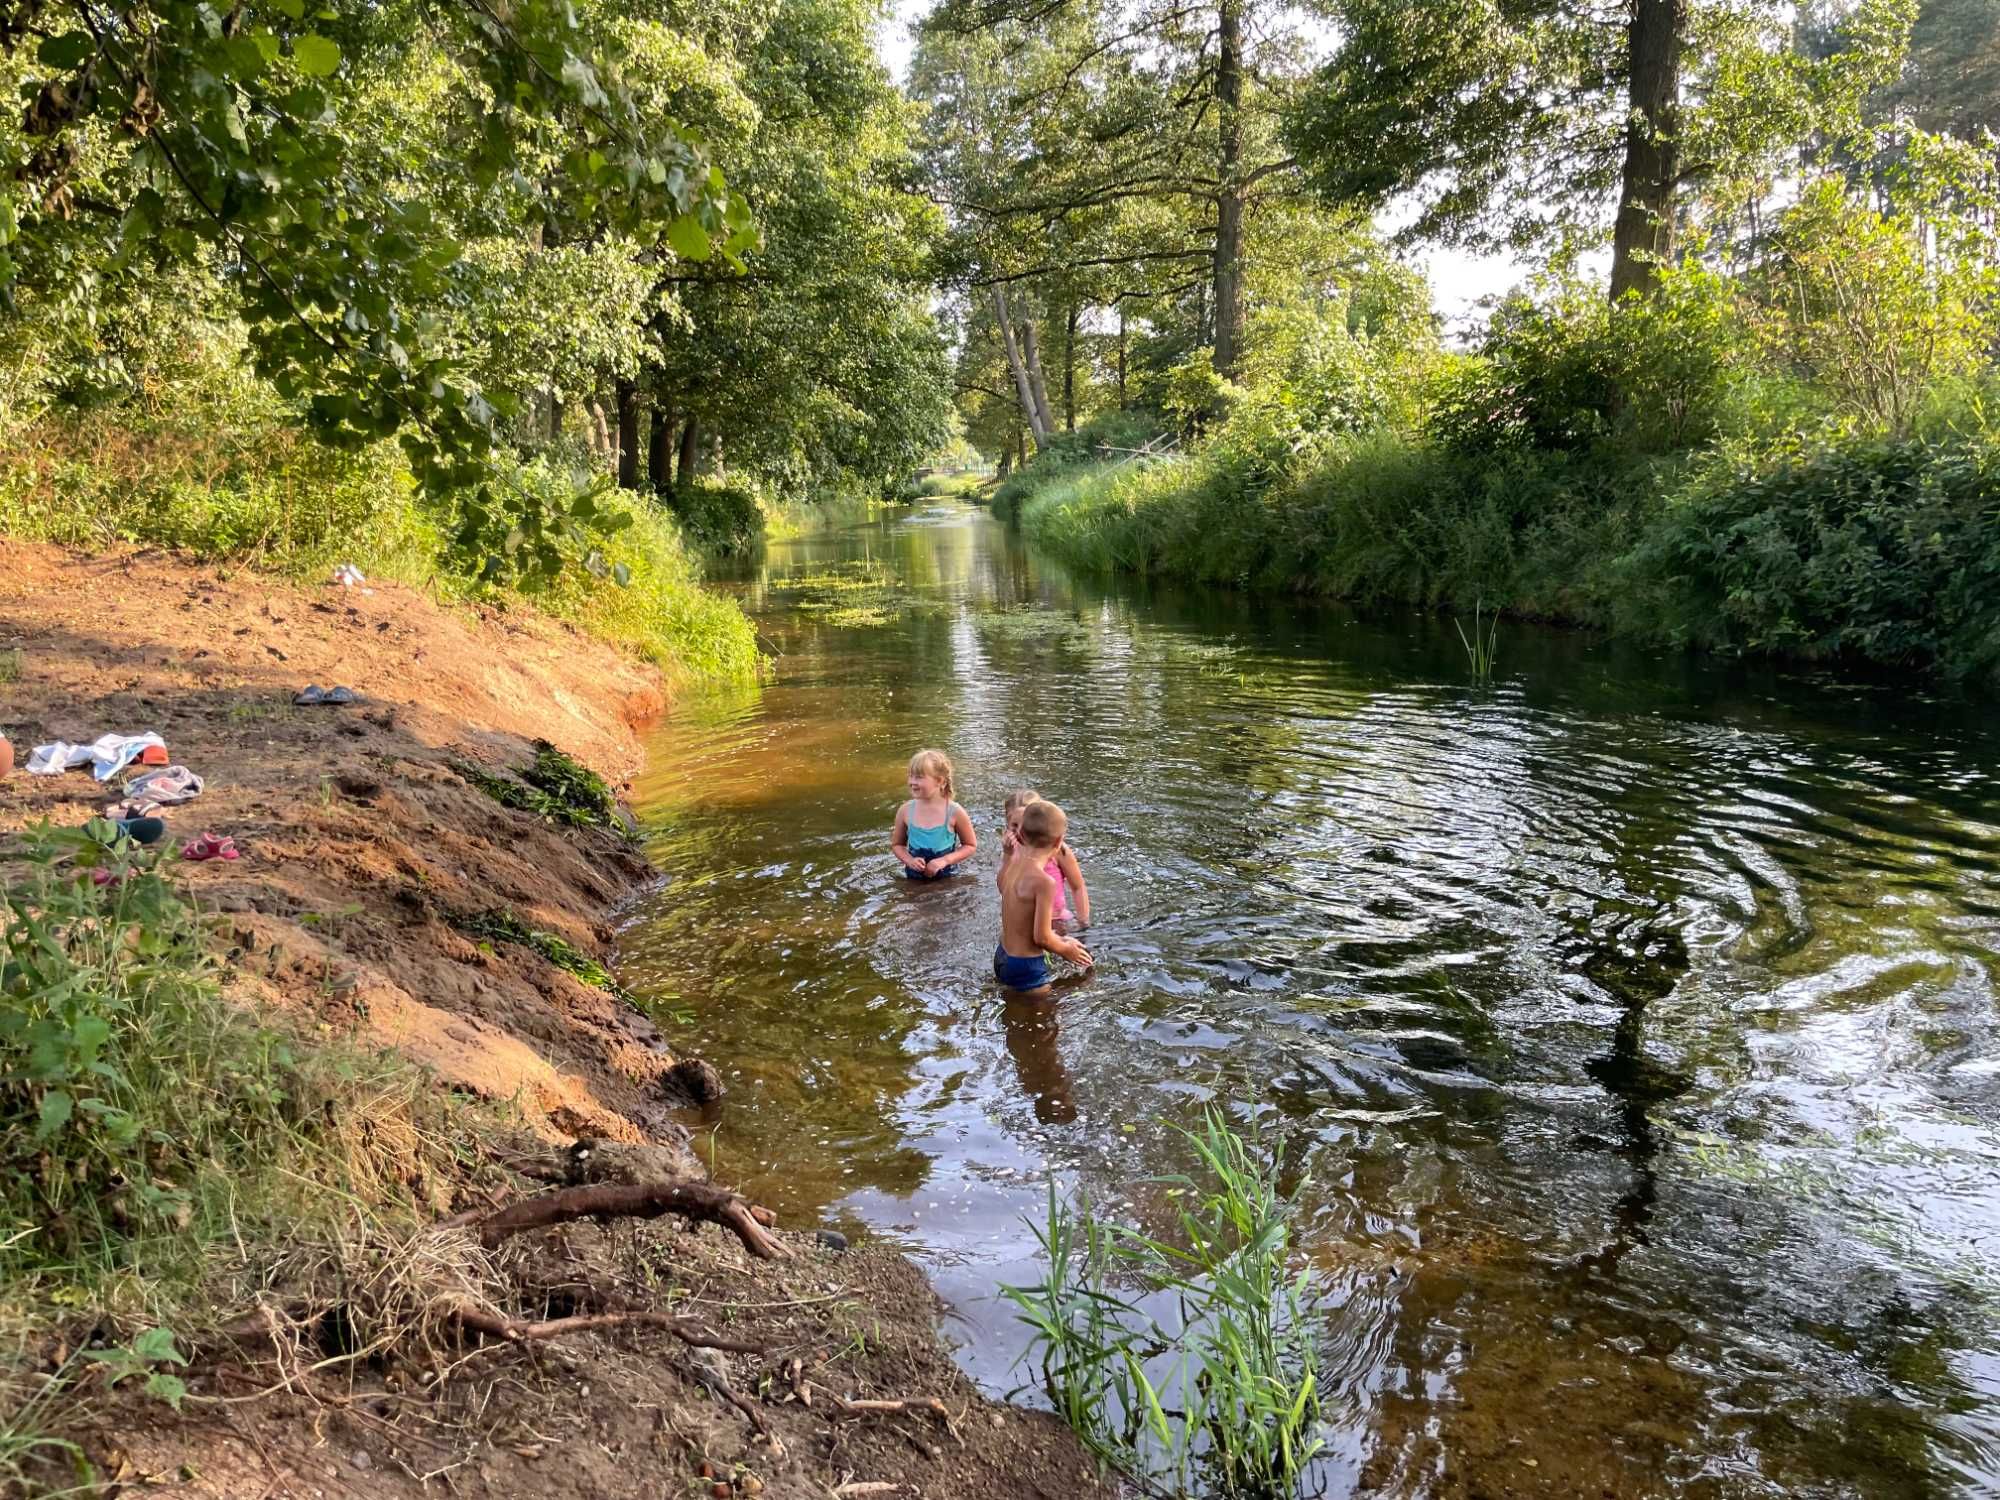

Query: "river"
<box><xmin>619</xmin><ymin>498</ymin><xmax>2000</xmax><ymax>1497</ymax></box>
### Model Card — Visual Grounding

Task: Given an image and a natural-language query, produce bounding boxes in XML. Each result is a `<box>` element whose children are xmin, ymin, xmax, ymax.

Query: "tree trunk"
<box><xmin>649</xmin><ymin>399</ymin><xmax>677</xmax><ymax>496</ymax></box>
<box><xmin>678</xmin><ymin>417</ymin><xmax>702</xmax><ymax>483</ymax></box>
<box><xmin>1021</xmin><ymin>318</ymin><xmax>1056</xmax><ymax>440</ymax></box>
<box><xmin>1212</xmin><ymin>0</ymin><xmax>1246</xmax><ymax>378</ymax></box>
<box><xmin>615</xmin><ymin>379</ymin><xmax>641</xmax><ymax>490</ymax></box>
<box><xmin>549</xmin><ymin>393</ymin><xmax>565</xmax><ymax>443</ymax></box>
<box><xmin>1117</xmin><ymin>308</ymin><xmax>1128</xmax><ymax>409</ymax></box>
<box><xmin>1609</xmin><ymin>0</ymin><xmax>1686</xmax><ymax>302</ymax></box>
<box><xmin>1063</xmin><ymin>302</ymin><xmax>1078</xmax><ymax>431</ymax></box>
<box><xmin>992</xmin><ymin>287</ymin><xmax>1049</xmax><ymax>445</ymax></box>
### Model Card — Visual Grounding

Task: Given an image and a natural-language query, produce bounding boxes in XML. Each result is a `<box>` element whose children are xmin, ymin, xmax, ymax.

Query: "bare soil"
<box><xmin>0</xmin><ymin>542</ymin><xmax>1116</xmax><ymax>1500</ymax></box>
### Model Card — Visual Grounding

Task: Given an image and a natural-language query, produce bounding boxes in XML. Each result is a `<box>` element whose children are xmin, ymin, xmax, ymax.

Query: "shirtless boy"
<box><xmin>993</xmin><ymin>799</ymin><xmax>1093</xmax><ymax>998</ymax></box>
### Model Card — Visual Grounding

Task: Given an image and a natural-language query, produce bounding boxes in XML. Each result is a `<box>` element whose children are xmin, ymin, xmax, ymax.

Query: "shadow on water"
<box><xmin>620</xmin><ymin>500</ymin><xmax>2000</xmax><ymax>1497</ymax></box>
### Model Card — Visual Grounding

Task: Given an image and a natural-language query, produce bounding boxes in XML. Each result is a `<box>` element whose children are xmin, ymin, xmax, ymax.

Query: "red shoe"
<box><xmin>181</xmin><ymin>832</ymin><xmax>240</xmax><ymax>862</ymax></box>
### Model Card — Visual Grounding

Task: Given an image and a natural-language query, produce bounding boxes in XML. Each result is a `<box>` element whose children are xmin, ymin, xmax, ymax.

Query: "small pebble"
<box><xmin>349</xmin><ymin>1451</ymin><xmax>371</xmax><ymax>1472</ymax></box>
<box><xmin>990</xmin><ymin>1413</ymin><xmax>1005</xmax><ymax>1429</ymax></box>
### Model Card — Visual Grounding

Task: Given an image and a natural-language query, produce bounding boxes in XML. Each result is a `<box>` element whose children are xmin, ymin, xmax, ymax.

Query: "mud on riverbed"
<box><xmin>0</xmin><ymin>543</ymin><xmax>1112</xmax><ymax>1499</ymax></box>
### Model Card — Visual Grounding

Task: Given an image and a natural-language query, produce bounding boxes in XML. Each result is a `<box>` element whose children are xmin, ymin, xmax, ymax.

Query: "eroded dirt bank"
<box><xmin>0</xmin><ymin>543</ymin><xmax>1113</xmax><ymax>1500</ymax></box>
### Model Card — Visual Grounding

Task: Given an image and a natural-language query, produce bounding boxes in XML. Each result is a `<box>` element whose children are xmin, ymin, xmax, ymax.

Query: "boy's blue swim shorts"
<box><xmin>993</xmin><ymin>945</ymin><xmax>1051</xmax><ymax>991</ymax></box>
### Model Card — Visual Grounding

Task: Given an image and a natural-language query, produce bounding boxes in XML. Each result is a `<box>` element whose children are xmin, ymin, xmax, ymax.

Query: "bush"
<box><xmin>666</xmin><ymin>477</ymin><xmax>765</xmax><ymax>555</ymax></box>
<box><xmin>1618</xmin><ymin>433</ymin><xmax>2000</xmax><ymax>673</ymax></box>
<box><xmin>0</xmin><ymin>407</ymin><xmax>760</xmax><ymax>686</ymax></box>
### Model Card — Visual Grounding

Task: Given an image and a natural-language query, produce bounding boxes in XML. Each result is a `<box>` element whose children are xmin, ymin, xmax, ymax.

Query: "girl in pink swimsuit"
<box><xmin>1001</xmin><ymin>789</ymin><xmax>1091</xmax><ymax>926</ymax></box>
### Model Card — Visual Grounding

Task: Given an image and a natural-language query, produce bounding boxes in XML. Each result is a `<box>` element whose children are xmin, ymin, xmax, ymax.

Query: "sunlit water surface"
<box><xmin>619</xmin><ymin>501</ymin><xmax>2000</xmax><ymax>1497</ymax></box>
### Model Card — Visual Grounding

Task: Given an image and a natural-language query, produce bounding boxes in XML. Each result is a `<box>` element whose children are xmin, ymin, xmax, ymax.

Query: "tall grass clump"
<box><xmin>1004</xmin><ymin>1106</ymin><xmax>1326</xmax><ymax>1497</ymax></box>
<box><xmin>0</xmin><ymin>824</ymin><xmax>500</xmax><ymax>1487</ymax></box>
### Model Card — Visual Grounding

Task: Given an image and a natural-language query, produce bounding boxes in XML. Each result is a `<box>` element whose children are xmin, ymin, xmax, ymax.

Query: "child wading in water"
<box><xmin>995</xmin><ymin>799</ymin><xmax>1093</xmax><ymax>997</ymax></box>
<box><xmin>892</xmin><ymin>748</ymin><xmax>977</xmax><ymax>880</ymax></box>
<box><xmin>1002</xmin><ymin>789</ymin><xmax>1089</xmax><ymax>926</ymax></box>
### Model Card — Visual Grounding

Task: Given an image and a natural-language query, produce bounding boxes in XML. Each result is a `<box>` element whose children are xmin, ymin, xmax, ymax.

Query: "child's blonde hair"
<box><xmin>1019</xmin><ymin>799</ymin><xmax>1066</xmax><ymax>847</ymax></box>
<box><xmin>1003</xmin><ymin>787</ymin><xmax>1041</xmax><ymax>817</ymax></box>
<box><xmin>908</xmin><ymin>748</ymin><xmax>955</xmax><ymax>800</ymax></box>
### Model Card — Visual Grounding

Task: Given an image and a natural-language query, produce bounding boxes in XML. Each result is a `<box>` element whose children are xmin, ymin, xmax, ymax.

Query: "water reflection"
<box><xmin>619</xmin><ymin>500</ymin><xmax>2000</xmax><ymax>1496</ymax></box>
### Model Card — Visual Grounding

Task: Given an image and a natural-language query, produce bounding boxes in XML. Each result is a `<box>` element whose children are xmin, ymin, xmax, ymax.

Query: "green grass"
<box><xmin>1002</xmin><ymin>418</ymin><xmax>2000</xmax><ymax>681</ymax></box>
<box><xmin>0</xmin><ymin>409</ymin><xmax>759</xmax><ymax>689</ymax></box>
<box><xmin>452</xmin><ymin>906</ymin><xmax>623</xmax><ymax>994</ymax></box>
<box><xmin>1004</xmin><ymin>1105</ymin><xmax>1326</xmax><ymax>1497</ymax></box>
<box><xmin>0</xmin><ymin>824</ymin><xmax>489</xmax><ymax>1492</ymax></box>
<box><xmin>453</xmin><ymin>739</ymin><xmax>628</xmax><ymax>833</ymax></box>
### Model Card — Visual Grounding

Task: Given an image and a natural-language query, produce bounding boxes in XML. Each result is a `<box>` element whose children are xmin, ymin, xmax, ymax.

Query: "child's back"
<box><xmin>993</xmin><ymin>800</ymin><xmax>1092</xmax><ymax>996</ymax></box>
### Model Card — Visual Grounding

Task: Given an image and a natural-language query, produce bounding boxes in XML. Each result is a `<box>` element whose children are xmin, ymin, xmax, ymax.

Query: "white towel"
<box><xmin>26</xmin><ymin>732</ymin><xmax>167</xmax><ymax>780</ymax></box>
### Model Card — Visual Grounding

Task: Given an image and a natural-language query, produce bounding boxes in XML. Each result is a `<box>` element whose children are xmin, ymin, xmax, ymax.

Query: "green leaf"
<box><xmin>292</xmin><ymin>33</ymin><xmax>340</xmax><ymax>76</ymax></box>
<box><xmin>36</xmin><ymin>1091</ymin><xmax>72</xmax><ymax>1137</ymax></box>
<box><xmin>144</xmin><ymin>1372</ymin><xmax>188</xmax><ymax>1410</ymax></box>
<box><xmin>131</xmin><ymin>1328</ymin><xmax>187</xmax><ymax>1365</ymax></box>
<box><xmin>665</xmin><ymin>215</ymin><xmax>711</xmax><ymax>261</ymax></box>
<box><xmin>37</xmin><ymin>33</ymin><xmax>94</xmax><ymax>68</ymax></box>
<box><xmin>269</xmin><ymin>0</ymin><xmax>305</xmax><ymax>16</ymax></box>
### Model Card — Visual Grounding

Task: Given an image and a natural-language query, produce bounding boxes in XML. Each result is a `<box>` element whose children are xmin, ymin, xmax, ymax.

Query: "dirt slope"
<box><xmin>0</xmin><ymin>542</ymin><xmax>1115</xmax><ymax>1500</ymax></box>
<box><xmin>0</xmin><ymin>542</ymin><xmax>675</xmax><ymax>1141</ymax></box>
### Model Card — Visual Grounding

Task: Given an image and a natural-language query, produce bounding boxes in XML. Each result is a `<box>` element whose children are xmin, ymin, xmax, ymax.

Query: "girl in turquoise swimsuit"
<box><xmin>893</xmin><ymin>748</ymin><xmax>977</xmax><ymax>880</ymax></box>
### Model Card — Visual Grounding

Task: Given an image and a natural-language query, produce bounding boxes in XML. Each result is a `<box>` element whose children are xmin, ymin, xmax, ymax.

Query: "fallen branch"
<box><xmin>462</xmin><ymin>1180</ymin><xmax>790</xmax><ymax>1259</ymax></box>
<box><xmin>447</xmin><ymin>1304</ymin><xmax>768</xmax><ymax>1355</ymax></box>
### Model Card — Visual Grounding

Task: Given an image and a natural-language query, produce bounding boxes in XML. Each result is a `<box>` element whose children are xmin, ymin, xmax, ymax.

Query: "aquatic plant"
<box><xmin>1454</xmin><ymin>599</ymin><xmax>1500</xmax><ymax>682</ymax></box>
<box><xmin>453</xmin><ymin>740</ymin><xmax>627</xmax><ymax>833</ymax></box>
<box><xmin>1004</xmin><ymin>1105</ymin><xmax>1325</xmax><ymax>1496</ymax></box>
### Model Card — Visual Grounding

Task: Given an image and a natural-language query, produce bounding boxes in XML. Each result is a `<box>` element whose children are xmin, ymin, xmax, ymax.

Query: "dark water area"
<box><xmin>618</xmin><ymin>500</ymin><xmax>2000</xmax><ymax>1497</ymax></box>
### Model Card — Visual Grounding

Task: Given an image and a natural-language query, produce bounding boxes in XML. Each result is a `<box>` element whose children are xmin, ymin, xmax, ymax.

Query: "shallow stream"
<box><xmin>619</xmin><ymin>500</ymin><xmax>2000</xmax><ymax>1496</ymax></box>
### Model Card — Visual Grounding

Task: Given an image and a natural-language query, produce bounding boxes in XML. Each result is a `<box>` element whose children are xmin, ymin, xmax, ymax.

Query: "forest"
<box><xmin>3</xmin><ymin>0</ymin><xmax>1996</xmax><ymax>672</ymax></box>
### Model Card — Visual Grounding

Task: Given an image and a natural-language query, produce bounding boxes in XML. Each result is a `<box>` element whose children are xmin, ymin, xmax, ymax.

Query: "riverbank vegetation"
<box><xmin>920</xmin><ymin>0</ymin><xmax>2000</xmax><ymax>679</ymax></box>
<box><xmin>0</xmin><ymin>0</ymin><xmax>957</xmax><ymax>679</ymax></box>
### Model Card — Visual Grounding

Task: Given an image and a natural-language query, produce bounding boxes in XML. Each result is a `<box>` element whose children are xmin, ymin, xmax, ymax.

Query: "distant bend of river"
<box><xmin>619</xmin><ymin>499</ymin><xmax>2000</xmax><ymax>1498</ymax></box>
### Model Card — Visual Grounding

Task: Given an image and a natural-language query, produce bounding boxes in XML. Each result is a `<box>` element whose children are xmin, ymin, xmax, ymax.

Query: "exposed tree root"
<box><xmin>459</xmin><ymin>1180</ymin><xmax>791</xmax><ymax>1259</ymax></box>
<box><xmin>445</xmin><ymin>1303</ymin><xmax>769</xmax><ymax>1355</ymax></box>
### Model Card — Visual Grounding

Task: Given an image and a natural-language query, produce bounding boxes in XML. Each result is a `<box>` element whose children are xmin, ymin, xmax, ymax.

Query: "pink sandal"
<box><xmin>181</xmin><ymin>832</ymin><xmax>240</xmax><ymax>862</ymax></box>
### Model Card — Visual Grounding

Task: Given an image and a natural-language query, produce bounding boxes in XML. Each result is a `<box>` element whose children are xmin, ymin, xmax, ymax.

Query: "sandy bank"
<box><xmin>0</xmin><ymin>541</ymin><xmax>1112</xmax><ymax>1500</ymax></box>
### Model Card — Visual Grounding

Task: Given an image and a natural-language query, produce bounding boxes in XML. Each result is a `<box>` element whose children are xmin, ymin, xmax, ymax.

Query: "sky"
<box><xmin>872</xmin><ymin>0</ymin><xmax>1534</xmax><ymax>332</ymax></box>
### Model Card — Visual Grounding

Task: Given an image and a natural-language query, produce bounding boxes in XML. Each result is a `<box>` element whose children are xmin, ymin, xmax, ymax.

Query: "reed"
<box><xmin>1003</xmin><ymin>1105</ymin><xmax>1325</xmax><ymax>1497</ymax></box>
<box><xmin>1454</xmin><ymin>598</ymin><xmax>1500</xmax><ymax>682</ymax></box>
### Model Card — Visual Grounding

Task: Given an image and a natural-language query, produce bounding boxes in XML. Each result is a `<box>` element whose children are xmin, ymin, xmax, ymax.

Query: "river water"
<box><xmin>620</xmin><ymin>500</ymin><xmax>2000</xmax><ymax>1497</ymax></box>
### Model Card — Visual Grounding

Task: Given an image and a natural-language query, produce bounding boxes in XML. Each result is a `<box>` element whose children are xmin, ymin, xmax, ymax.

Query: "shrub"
<box><xmin>666</xmin><ymin>477</ymin><xmax>765</xmax><ymax>555</ymax></box>
<box><xmin>1618</xmin><ymin>432</ymin><xmax>2000</xmax><ymax>673</ymax></box>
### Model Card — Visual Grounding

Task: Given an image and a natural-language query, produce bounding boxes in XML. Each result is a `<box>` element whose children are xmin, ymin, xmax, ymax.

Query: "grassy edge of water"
<box><xmin>0</xmin><ymin>416</ymin><xmax>762</xmax><ymax>690</ymax></box>
<box><xmin>995</xmin><ymin>428</ymin><xmax>2000</xmax><ymax>683</ymax></box>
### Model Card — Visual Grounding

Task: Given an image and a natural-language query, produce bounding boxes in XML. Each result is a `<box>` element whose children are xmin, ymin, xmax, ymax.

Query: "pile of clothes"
<box><xmin>22</xmin><ymin>730</ymin><xmax>235</xmax><ymax>863</ymax></box>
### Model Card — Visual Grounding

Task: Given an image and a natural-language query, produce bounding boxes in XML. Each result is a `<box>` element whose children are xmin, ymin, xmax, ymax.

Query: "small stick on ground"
<box><xmin>812</xmin><ymin>1387</ymin><xmax>963</xmax><ymax>1446</ymax></box>
<box><xmin>448</xmin><ymin>1304</ymin><xmax>768</xmax><ymax>1355</ymax></box>
<box><xmin>456</xmin><ymin>1180</ymin><xmax>790</xmax><ymax>1259</ymax></box>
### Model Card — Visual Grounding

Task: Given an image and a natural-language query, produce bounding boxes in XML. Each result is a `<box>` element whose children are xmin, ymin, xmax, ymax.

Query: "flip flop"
<box><xmin>182</xmin><ymin>831</ymin><xmax>240</xmax><ymax>862</ymax></box>
<box><xmin>89</xmin><ymin>866</ymin><xmax>129</xmax><ymax>887</ymax></box>
<box><xmin>295</xmin><ymin>685</ymin><xmax>327</xmax><ymax>705</ymax></box>
<box><xmin>324</xmin><ymin>686</ymin><xmax>358</xmax><ymax>704</ymax></box>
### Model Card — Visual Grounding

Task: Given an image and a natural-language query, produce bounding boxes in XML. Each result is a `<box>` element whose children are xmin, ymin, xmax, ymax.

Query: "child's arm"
<box><xmin>1035</xmin><ymin>871</ymin><xmax>1092</xmax><ymax>966</ymax></box>
<box><xmin>890</xmin><ymin>803</ymin><xmax>919</xmax><ymax>870</ymax></box>
<box><xmin>1057</xmin><ymin>843</ymin><xmax>1090</xmax><ymax>926</ymax></box>
<box><xmin>929</xmin><ymin>803</ymin><xmax>979</xmax><ymax>873</ymax></box>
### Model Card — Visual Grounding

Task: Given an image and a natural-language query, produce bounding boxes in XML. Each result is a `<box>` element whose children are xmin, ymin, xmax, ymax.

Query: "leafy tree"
<box><xmin>0</xmin><ymin>0</ymin><xmax>751</xmax><ymax>577</ymax></box>
<box><xmin>1287</xmin><ymin>0</ymin><xmax>1917</xmax><ymax>301</ymax></box>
